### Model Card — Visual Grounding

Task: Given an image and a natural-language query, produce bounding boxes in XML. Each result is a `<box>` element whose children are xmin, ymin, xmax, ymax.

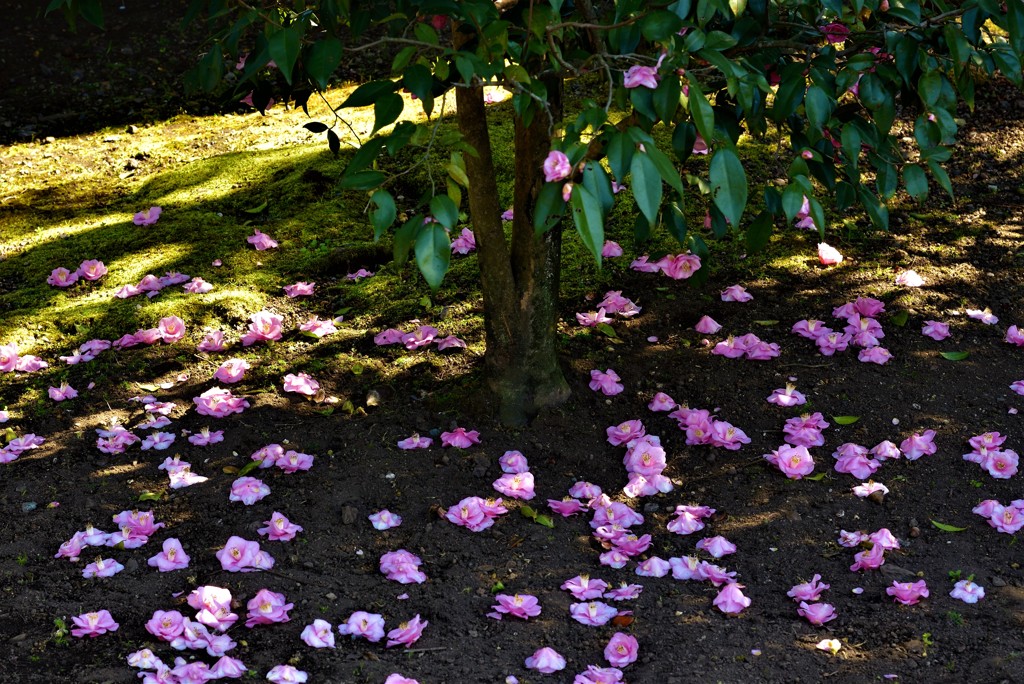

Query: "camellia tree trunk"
<box><xmin>455</xmin><ymin>75</ymin><xmax>569</xmax><ymax>425</ymax></box>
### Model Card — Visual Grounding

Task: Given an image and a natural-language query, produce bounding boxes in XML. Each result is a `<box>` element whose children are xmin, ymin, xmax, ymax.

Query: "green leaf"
<box><xmin>940</xmin><ymin>351</ymin><xmax>970</xmax><ymax>361</ymax></box>
<box><xmin>903</xmin><ymin>164</ymin><xmax>929</xmax><ymax>203</ymax></box>
<box><xmin>137</xmin><ymin>491</ymin><xmax>162</xmax><ymax>502</ymax></box>
<box><xmin>403</xmin><ymin>64</ymin><xmax>435</xmax><ymax>113</ymax></box>
<box><xmin>535</xmin><ymin>514</ymin><xmax>555</xmax><ymax>528</ymax></box>
<box><xmin>520</xmin><ymin>505</ymin><xmax>538</xmax><ymax>519</ymax></box>
<box><xmin>534</xmin><ymin>182</ymin><xmax>567</xmax><ymax>234</ymax></box>
<box><xmin>630</xmin><ymin>152</ymin><xmax>662</xmax><ymax>226</ymax></box>
<box><xmin>372</xmin><ymin>93</ymin><xmax>405</xmax><ymax>135</ymax></box>
<box><xmin>890</xmin><ymin>310</ymin><xmax>909</xmax><ymax>327</ymax></box>
<box><xmin>709</xmin><ymin>148</ymin><xmax>747</xmax><ymax>227</ymax></box>
<box><xmin>243</xmin><ymin>200</ymin><xmax>269</xmax><ymax>214</ymax></box>
<box><xmin>745</xmin><ymin>210</ymin><xmax>773</xmax><ymax>252</ymax></box>
<box><xmin>490</xmin><ymin>581</ymin><xmax>505</xmax><ymax>593</ymax></box>
<box><xmin>237</xmin><ymin>460</ymin><xmax>262</xmax><ymax>477</ymax></box>
<box><xmin>595</xmin><ymin>323</ymin><xmax>618</xmax><ymax>339</ymax></box>
<box><xmin>569</xmin><ymin>184</ymin><xmax>605</xmax><ymax>263</ymax></box>
<box><xmin>858</xmin><ymin>184</ymin><xmax>889</xmax><ymax>230</ymax></box>
<box><xmin>804</xmin><ymin>85</ymin><xmax>833</xmax><ymax>131</ymax></box>
<box><xmin>931</xmin><ymin>520</ymin><xmax>968</xmax><ymax>533</ymax></box>
<box><xmin>641</xmin><ymin>9</ymin><xmax>684</xmax><ymax>40</ymax></box>
<box><xmin>927</xmin><ymin>159</ymin><xmax>954</xmax><ymax>199</ymax></box>
<box><xmin>804</xmin><ymin>472</ymin><xmax>827</xmax><ymax>481</ymax></box>
<box><xmin>370</xmin><ymin>190</ymin><xmax>396</xmax><ymax>240</ymax></box>
<box><xmin>429</xmin><ymin>195</ymin><xmax>459</xmax><ymax>230</ymax></box>
<box><xmin>687</xmin><ymin>82</ymin><xmax>715</xmax><ymax>146</ymax></box>
<box><xmin>340</xmin><ymin>80</ymin><xmax>398</xmax><ymax>109</ymax></box>
<box><xmin>268</xmin><ymin>23</ymin><xmax>303</xmax><ymax>85</ymax></box>
<box><xmin>1007</xmin><ymin>0</ymin><xmax>1024</xmax><ymax>56</ymax></box>
<box><xmin>306</xmin><ymin>38</ymin><xmax>342</xmax><ymax>90</ymax></box>
<box><xmin>414</xmin><ymin>223</ymin><xmax>451</xmax><ymax>291</ymax></box>
<box><xmin>832</xmin><ymin>416</ymin><xmax>860</xmax><ymax>425</ymax></box>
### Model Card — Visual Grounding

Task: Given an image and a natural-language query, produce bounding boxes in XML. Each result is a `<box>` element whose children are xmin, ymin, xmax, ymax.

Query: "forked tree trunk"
<box><xmin>455</xmin><ymin>77</ymin><xmax>570</xmax><ymax>425</ymax></box>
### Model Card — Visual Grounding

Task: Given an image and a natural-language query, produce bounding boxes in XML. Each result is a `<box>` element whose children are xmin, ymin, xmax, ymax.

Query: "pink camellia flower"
<box><xmin>659</xmin><ymin>253</ymin><xmax>702</xmax><ymax>280</ymax></box>
<box><xmin>282</xmin><ymin>372</ymin><xmax>319</xmax><ymax>396</ymax></box>
<box><xmin>577</xmin><ymin>308</ymin><xmax>613</xmax><ymax>328</ymax></box>
<box><xmin>499</xmin><ymin>450</ymin><xmax>529</xmax><ymax>473</ymax></box>
<box><xmin>833</xmin><ymin>443</ymin><xmax>880</xmax><ymax>479</ymax></box>
<box><xmin>950</xmin><ymin>580</ymin><xmax>985</xmax><ymax>604</ymax></box>
<box><xmin>799</xmin><ymin>601</ymin><xmax>837</xmax><ymax>626</ymax></box>
<box><xmin>607</xmin><ymin>419</ymin><xmax>645</xmax><ymax>446</ymax></box>
<box><xmin>0</xmin><ymin>343</ymin><xmax>20</xmax><ymax>372</ymax></box>
<box><xmin>369</xmin><ymin>510</ymin><xmax>403</xmax><ymax>530</ymax></box>
<box><xmin>543</xmin><ymin>150</ymin><xmax>572</xmax><ymax>183</ymax></box>
<box><xmin>184</xmin><ymin>276</ymin><xmax>213</xmax><ymax>293</ymax></box>
<box><xmin>188</xmin><ymin>427</ymin><xmax>225</xmax><ymax>447</ymax></box>
<box><xmin>838</xmin><ymin>529</ymin><xmax>869</xmax><ymax>548</ymax></box>
<box><xmin>792</xmin><ymin>319</ymin><xmax>832</xmax><ymax>339</ymax></box>
<box><xmin>886</xmin><ymin>579</ymin><xmax>929</xmax><ymax>605</ymax></box>
<box><xmin>490</xmin><ymin>594</ymin><xmax>542</xmax><ymax>620</ymax></box>
<box><xmin>441</xmin><ymin>427</ymin><xmax>481</xmax><ymax>448</ymax></box>
<box><xmin>384</xmin><ymin>676</ymin><xmax>420</xmax><ymax>684</ymax></box>
<box><xmin>14</xmin><ymin>354</ymin><xmax>47</xmax><ymax>372</ymax></box>
<box><xmin>493</xmin><ymin>472</ymin><xmax>536</xmax><ymax>500</ymax></box>
<box><xmin>548</xmin><ymin>498</ymin><xmax>585</xmax><ymax>516</ymax></box>
<box><xmin>247</xmin><ymin>229</ymin><xmax>278</xmax><ymax>250</ymax></box>
<box><xmin>788</xmin><ymin>574</ymin><xmax>830</xmax><ymax>602</ymax></box>
<box><xmin>692</xmin><ymin>133</ymin><xmax>710</xmax><ymax>155</ymax></box>
<box><xmin>988</xmin><ymin>502</ymin><xmax>1024</xmax><ymax>534</ymax></box>
<box><xmin>48</xmin><ymin>382</ymin><xmax>78</xmax><ymax>402</ymax></box>
<box><xmin>525</xmin><ymin>647</ymin><xmax>566</xmax><ymax>674</ymax></box>
<box><xmin>859</xmin><ymin>346</ymin><xmax>893</xmax><ymax>364</ymax></box>
<box><xmin>133</xmin><ymin>206</ymin><xmax>162</xmax><ymax>225</ymax></box>
<box><xmin>229</xmin><ymin>477</ymin><xmax>270</xmax><ymax>505</ymax></box>
<box><xmin>77</xmin><ymin>259</ymin><xmax>107</xmax><ymax>281</ymax></box>
<box><xmin>721</xmin><ymin>285</ymin><xmax>753</xmax><ymax>302</ymax></box>
<box><xmin>337</xmin><ymin>611</ymin><xmax>386</xmax><ymax>642</ymax></box>
<box><xmin>767</xmin><ymin>384</ymin><xmax>806</xmax><ymax>407</ymax></box>
<box><xmin>966</xmin><ymin>307</ymin><xmax>999</xmax><ymax>325</ymax></box>
<box><xmin>83</xmin><ymin>558</ymin><xmax>124</xmax><ymax>579</ymax></box>
<box><xmin>143</xmin><ymin>427</ymin><xmax>178</xmax><ymax>447</ymax></box>
<box><xmin>630</xmin><ymin>255</ymin><xmax>661</xmax><ymax>272</ymax></box>
<box><xmin>266</xmin><ymin>665</ymin><xmax>308</xmax><ymax>683</ymax></box>
<box><xmin>300</xmin><ymin>316</ymin><xmax>338</xmax><ymax>338</ymax></box>
<box><xmin>283</xmin><ymin>281</ymin><xmax>315</xmax><ymax>297</ymax></box>
<box><xmin>700</xmin><ymin>562</ymin><xmax>737</xmax><ymax>586</ymax></box>
<box><xmin>402</xmin><ymin>324</ymin><xmax>440</xmax><ymax>349</ymax></box>
<box><xmin>648</xmin><ymin>392</ymin><xmax>676</xmax><ymax>412</ymax></box>
<box><xmin>451</xmin><ymin>228</ymin><xmax>477</xmax><ymax>254</ymax></box>
<box><xmin>696</xmin><ymin>536</ymin><xmax>737</xmax><ymax>559</ymax></box>
<box><xmin>602</xmin><ymin>241</ymin><xmax>623</xmax><ymax>258</ymax></box>
<box><xmin>445</xmin><ymin>496</ymin><xmax>494</xmax><ymax>532</ymax></box>
<box><xmin>632</xmin><ymin>556</ymin><xmax>669</xmax><ymax>578</ymax></box>
<box><xmin>194</xmin><ymin>387</ymin><xmax>250</xmax><ymax>417</ymax></box>
<box><xmin>604</xmin><ymin>583</ymin><xmax>643</xmax><ymax>601</ymax></box>
<box><xmin>436</xmin><ymin>335</ymin><xmax>467</xmax><ymax>350</ymax></box>
<box><xmin>1005</xmin><ymin>325</ymin><xmax>1024</xmax><ymax>346</ymax></box>
<box><xmin>896</xmin><ymin>269</ymin><xmax>925</xmax><ymax>287</ymax></box>
<box><xmin>379</xmin><ymin>549</ymin><xmax>427</xmax><ymax>584</ymax></box>
<box><xmin>374</xmin><ymin>328</ymin><xmax>405</xmax><ymax>345</ymax></box>
<box><xmin>853</xmin><ymin>481</ymin><xmax>890</xmax><ymax>498</ymax></box>
<box><xmin>147</xmin><ymin>538</ymin><xmax>190</xmax><ymax>572</ymax></box>
<box><xmin>713</xmin><ymin>583</ymin><xmax>751</xmax><ymax>615</ymax></box>
<box><xmin>386</xmin><ymin>615</ymin><xmax>428</xmax><ymax>648</ymax></box>
<box><xmin>197</xmin><ymin>330</ymin><xmax>227</xmax><ymax>352</ymax></box>
<box><xmin>347</xmin><ymin>268</ymin><xmax>375</xmax><ymax>281</ymax></box>
<box><xmin>871</xmin><ymin>440</ymin><xmax>901</xmax><ymax>461</ymax></box>
<box><xmin>560</xmin><ymin>575</ymin><xmax>607</xmax><ymax>601</ymax></box>
<box><xmin>48</xmin><ymin>266</ymin><xmax>80</xmax><ymax>287</ymax></box>
<box><xmin>158</xmin><ymin>316</ymin><xmax>186</xmax><ymax>343</ymax></box>
<box><xmin>246</xmin><ymin>588</ymin><xmax>293</xmax><ymax>627</ymax></box>
<box><xmin>983</xmin><ymin>449</ymin><xmax>1019</xmax><ymax>479</ymax></box>
<box><xmin>241</xmin><ymin>310</ymin><xmax>284</xmax><ymax>346</ymax></box>
<box><xmin>301</xmin><ymin>619</ymin><xmax>336</xmax><ymax>648</ymax></box>
<box><xmin>604</xmin><ymin>632</ymin><xmax>639</xmax><ymax>667</ymax></box>
<box><xmin>623</xmin><ymin>64</ymin><xmax>659</xmax><ymax>89</ymax></box>
<box><xmin>818</xmin><ymin>242</ymin><xmax>843</xmax><ymax>265</ymax></box>
<box><xmin>900</xmin><ymin>430</ymin><xmax>936</xmax><ymax>460</ymax></box>
<box><xmin>71</xmin><ymin>610</ymin><xmax>119</xmax><ymax>638</ymax></box>
<box><xmin>695</xmin><ymin>315</ymin><xmax>722</xmax><ymax>334</ymax></box>
<box><xmin>397</xmin><ymin>433</ymin><xmax>433</xmax><ymax>449</ymax></box>
<box><xmin>590</xmin><ymin>368</ymin><xmax>624</xmax><ymax>395</ymax></box>
<box><xmin>850</xmin><ymin>544</ymin><xmax>886</xmax><ymax>572</ymax></box>
<box><xmin>145</xmin><ymin>609</ymin><xmax>186</xmax><ymax>641</ymax></box>
<box><xmin>576</xmin><ymin>665</ymin><xmax>625</xmax><ymax>683</ymax></box>
<box><xmin>820</xmin><ymin>22</ymin><xmax>850</xmax><ymax>43</ymax></box>
<box><xmin>258</xmin><ymin>512</ymin><xmax>303</xmax><ymax>541</ymax></box>
<box><xmin>113</xmin><ymin>283</ymin><xmax>141</xmax><ymax>299</ymax></box>
<box><xmin>710</xmin><ymin>421</ymin><xmax>750</xmax><ymax>450</ymax></box>
<box><xmin>213</xmin><ymin>358</ymin><xmax>251</xmax><ymax>383</ymax></box>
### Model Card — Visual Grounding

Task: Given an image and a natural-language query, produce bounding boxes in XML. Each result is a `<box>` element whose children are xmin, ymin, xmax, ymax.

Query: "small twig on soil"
<box><xmin>404</xmin><ymin>646</ymin><xmax>449</xmax><ymax>653</ymax></box>
<box><xmin>780</xmin><ymin>363</ymin><xmax>833</xmax><ymax>368</ymax></box>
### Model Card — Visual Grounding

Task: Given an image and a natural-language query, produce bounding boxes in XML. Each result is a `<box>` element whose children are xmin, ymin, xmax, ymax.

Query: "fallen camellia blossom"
<box><xmin>966</xmin><ymin>308</ymin><xmax>998</xmax><ymax>325</ymax></box>
<box><xmin>246</xmin><ymin>589</ymin><xmax>293</xmax><ymax>627</ymax></box>
<box><xmin>441</xmin><ymin>427</ymin><xmax>480</xmax><ymax>448</ymax></box>
<box><xmin>379</xmin><ymin>549</ymin><xmax>426</xmax><ymax>584</ymax></box>
<box><xmin>921</xmin><ymin>320</ymin><xmax>950</xmax><ymax>340</ymax></box>
<box><xmin>47</xmin><ymin>267</ymin><xmax>80</xmax><ymax>288</ymax></box>
<box><xmin>258</xmin><ymin>512</ymin><xmax>303</xmax><ymax>541</ymax></box>
<box><xmin>71</xmin><ymin>610</ymin><xmax>119</xmax><ymax>638</ymax></box>
<box><xmin>266</xmin><ymin>665</ymin><xmax>308</xmax><ymax>683</ymax></box>
<box><xmin>767</xmin><ymin>384</ymin><xmax>805</xmax><ymax>407</ymax></box>
<box><xmin>283</xmin><ymin>372</ymin><xmax>320</xmax><ymax>396</ymax></box>
<box><xmin>817</xmin><ymin>242</ymin><xmax>843</xmax><ymax>265</ymax></box>
<box><xmin>788</xmin><ymin>574</ymin><xmax>830</xmax><ymax>602</ymax></box>
<box><xmin>397</xmin><ymin>433</ymin><xmax>432</xmax><ymax>449</ymax></box>
<box><xmin>602</xmin><ymin>240</ymin><xmax>623</xmax><ymax>257</ymax></box>
<box><xmin>133</xmin><ymin>206</ymin><xmax>162</xmax><ymax>226</ymax></box>
<box><xmin>489</xmin><ymin>594</ymin><xmax>542</xmax><ymax>620</ymax></box>
<box><xmin>886</xmin><ymin>579</ymin><xmax>929</xmax><ymax>605</ymax></box>
<box><xmin>713</xmin><ymin>583</ymin><xmax>751</xmax><ymax>614</ymax></box>
<box><xmin>720</xmin><ymin>284</ymin><xmax>753</xmax><ymax>302</ymax></box>
<box><xmin>386</xmin><ymin>615</ymin><xmax>428</xmax><ymax>648</ymax></box>
<box><xmin>694</xmin><ymin>315</ymin><xmax>722</xmax><ymax>334</ymax></box>
<box><xmin>798</xmin><ymin>601</ymin><xmax>837</xmax><ymax>626</ymax></box>
<box><xmin>525</xmin><ymin>647</ymin><xmax>566</xmax><ymax>674</ymax></box>
<box><xmin>246</xmin><ymin>228</ymin><xmax>278</xmax><ymax>250</ymax></box>
<box><xmin>300</xmin><ymin>619</ymin><xmax>335</xmax><ymax>648</ymax></box>
<box><xmin>895</xmin><ymin>269</ymin><xmax>925</xmax><ymax>287</ymax></box>
<box><xmin>604</xmin><ymin>632</ymin><xmax>639</xmax><ymax>666</ymax></box>
<box><xmin>950</xmin><ymin>580</ymin><xmax>985</xmax><ymax>604</ymax></box>
<box><xmin>816</xmin><ymin>639</ymin><xmax>842</xmax><ymax>654</ymax></box>
<box><xmin>283</xmin><ymin>281</ymin><xmax>315</xmax><ymax>297</ymax></box>
<box><xmin>590</xmin><ymin>368</ymin><xmax>624</xmax><ymax>395</ymax></box>
<box><xmin>369</xmin><ymin>510</ymin><xmax>403</xmax><ymax>530</ymax></box>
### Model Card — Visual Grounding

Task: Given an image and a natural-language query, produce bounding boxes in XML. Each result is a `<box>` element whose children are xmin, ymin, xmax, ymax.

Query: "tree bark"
<box><xmin>455</xmin><ymin>77</ymin><xmax>569</xmax><ymax>425</ymax></box>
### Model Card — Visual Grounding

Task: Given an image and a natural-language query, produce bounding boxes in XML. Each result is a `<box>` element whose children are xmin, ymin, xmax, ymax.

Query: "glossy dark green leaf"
<box><xmin>688</xmin><ymin>82</ymin><xmax>715</xmax><ymax>146</ymax></box>
<box><xmin>268</xmin><ymin>23</ymin><xmax>303</xmax><ymax>84</ymax></box>
<box><xmin>832</xmin><ymin>415</ymin><xmax>860</xmax><ymax>425</ymax></box>
<box><xmin>429</xmin><ymin>195</ymin><xmax>459</xmax><ymax>231</ymax></box>
<box><xmin>570</xmin><ymin>184</ymin><xmax>605</xmax><ymax>263</ymax></box>
<box><xmin>414</xmin><ymin>223</ymin><xmax>451</xmax><ymax>291</ymax></box>
<box><xmin>371</xmin><ymin>190</ymin><xmax>397</xmax><ymax>240</ymax></box>
<box><xmin>630</xmin><ymin>152</ymin><xmax>662</xmax><ymax>226</ymax></box>
<box><xmin>746</xmin><ymin>210</ymin><xmax>773</xmax><ymax>252</ymax></box>
<box><xmin>372</xmin><ymin>93</ymin><xmax>405</xmax><ymax>135</ymax></box>
<box><xmin>931</xmin><ymin>520</ymin><xmax>968</xmax><ymax>532</ymax></box>
<box><xmin>709</xmin><ymin>147</ymin><xmax>747</xmax><ymax>228</ymax></box>
<box><xmin>940</xmin><ymin>350</ymin><xmax>970</xmax><ymax>361</ymax></box>
<box><xmin>903</xmin><ymin>164</ymin><xmax>929</xmax><ymax>203</ymax></box>
<box><xmin>307</xmin><ymin>37</ymin><xmax>342</xmax><ymax>90</ymax></box>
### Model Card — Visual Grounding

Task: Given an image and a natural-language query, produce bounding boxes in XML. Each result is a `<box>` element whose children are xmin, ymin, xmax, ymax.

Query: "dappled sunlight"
<box><xmin>89</xmin><ymin>461</ymin><xmax>149</xmax><ymax>480</ymax></box>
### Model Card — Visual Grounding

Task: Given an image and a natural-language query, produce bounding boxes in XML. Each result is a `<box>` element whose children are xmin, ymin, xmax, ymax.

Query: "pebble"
<box><xmin>991</xmin><ymin>576</ymin><xmax>1007</xmax><ymax>587</ymax></box>
<box><xmin>21</xmin><ymin>502</ymin><xmax>36</xmax><ymax>512</ymax></box>
<box><xmin>340</xmin><ymin>505</ymin><xmax>359</xmax><ymax>525</ymax></box>
<box><xmin>325</xmin><ymin>593</ymin><xmax>337</xmax><ymax>600</ymax></box>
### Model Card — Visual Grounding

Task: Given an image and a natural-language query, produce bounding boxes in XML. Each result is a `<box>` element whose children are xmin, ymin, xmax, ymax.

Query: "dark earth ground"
<box><xmin>2</xmin><ymin>3</ymin><xmax>1024</xmax><ymax>683</ymax></box>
